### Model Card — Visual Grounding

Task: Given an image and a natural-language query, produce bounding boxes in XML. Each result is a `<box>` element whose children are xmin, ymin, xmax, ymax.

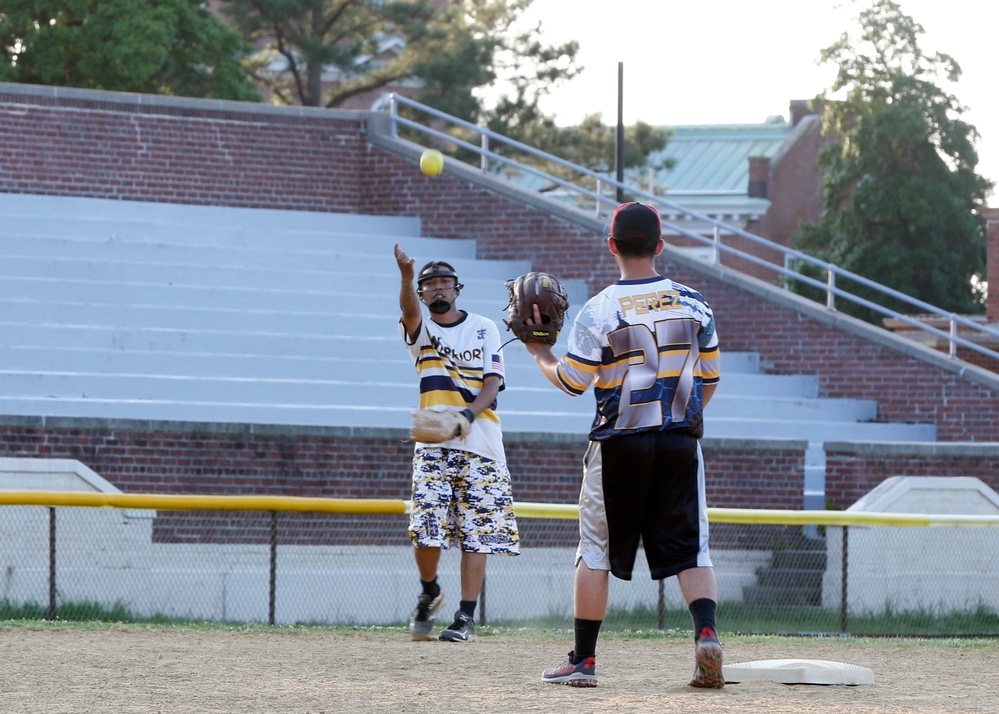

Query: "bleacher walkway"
<box><xmin>0</xmin><ymin>193</ymin><xmax>936</xmax><ymax>442</ymax></box>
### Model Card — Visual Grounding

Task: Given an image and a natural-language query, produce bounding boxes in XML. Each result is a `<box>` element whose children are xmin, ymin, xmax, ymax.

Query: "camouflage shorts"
<box><xmin>409</xmin><ymin>447</ymin><xmax>520</xmax><ymax>555</ymax></box>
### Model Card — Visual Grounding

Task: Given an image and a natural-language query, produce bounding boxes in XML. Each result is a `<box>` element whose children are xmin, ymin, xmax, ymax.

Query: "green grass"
<box><xmin>0</xmin><ymin>598</ymin><xmax>199</xmax><ymax>626</ymax></box>
<box><xmin>2</xmin><ymin>619</ymin><xmax>999</xmax><ymax>656</ymax></box>
<box><xmin>5</xmin><ymin>598</ymin><xmax>999</xmax><ymax>638</ymax></box>
<box><xmin>492</xmin><ymin>601</ymin><xmax>999</xmax><ymax>637</ymax></box>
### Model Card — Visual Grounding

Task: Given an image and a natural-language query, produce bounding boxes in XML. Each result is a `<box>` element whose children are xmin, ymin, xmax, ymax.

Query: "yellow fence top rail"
<box><xmin>3</xmin><ymin>492</ymin><xmax>999</xmax><ymax>527</ymax></box>
<box><xmin>0</xmin><ymin>491</ymin><xmax>407</xmax><ymax>515</ymax></box>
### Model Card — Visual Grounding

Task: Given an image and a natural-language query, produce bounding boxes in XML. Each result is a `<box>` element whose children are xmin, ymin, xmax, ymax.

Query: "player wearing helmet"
<box><xmin>393</xmin><ymin>244</ymin><xmax>520</xmax><ymax>643</ymax></box>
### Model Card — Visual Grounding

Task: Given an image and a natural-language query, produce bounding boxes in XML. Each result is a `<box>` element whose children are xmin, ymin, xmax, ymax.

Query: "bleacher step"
<box><xmin>0</xmin><ymin>193</ymin><xmax>424</xmax><ymax>236</ymax></box>
<box><xmin>0</xmin><ymin>230</ymin><xmax>480</xmax><ymax>263</ymax></box>
<box><xmin>0</xmin><ymin>194</ymin><xmax>938</xmax><ymax>445</ymax></box>
<box><xmin>0</xmin><ymin>253</ymin><xmax>537</xmax><ymax>287</ymax></box>
<box><xmin>0</xmin><ymin>371</ymin><xmax>875</xmax><ymax>422</ymax></box>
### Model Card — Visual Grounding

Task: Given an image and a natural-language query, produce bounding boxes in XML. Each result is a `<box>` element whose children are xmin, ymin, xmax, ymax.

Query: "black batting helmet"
<box><xmin>416</xmin><ymin>261</ymin><xmax>463</xmax><ymax>292</ymax></box>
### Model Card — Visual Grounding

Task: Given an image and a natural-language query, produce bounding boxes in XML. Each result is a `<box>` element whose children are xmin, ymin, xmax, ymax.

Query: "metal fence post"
<box><xmin>840</xmin><ymin>526</ymin><xmax>849</xmax><ymax>635</ymax></box>
<box><xmin>388</xmin><ymin>94</ymin><xmax>398</xmax><ymax>138</ymax></box>
<box><xmin>49</xmin><ymin>507</ymin><xmax>57</xmax><ymax>621</ymax></box>
<box><xmin>479</xmin><ymin>574</ymin><xmax>486</xmax><ymax>627</ymax></box>
<box><xmin>657</xmin><ymin>579</ymin><xmax>665</xmax><ymax>630</ymax></box>
<box><xmin>269</xmin><ymin>512</ymin><xmax>278</xmax><ymax>626</ymax></box>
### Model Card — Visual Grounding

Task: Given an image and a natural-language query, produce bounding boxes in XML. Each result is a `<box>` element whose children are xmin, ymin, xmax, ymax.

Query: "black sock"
<box><xmin>688</xmin><ymin>598</ymin><xmax>717</xmax><ymax>640</ymax></box>
<box><xmin>459</xmin><ymin>599</ymin><xmax>477</xmax><ymax>618</ymax></box>
<box><xmin>572</xmin><ymin>618</ymin><xmax>602</xmax><ymax>661</ymax></box>
<box><xmin>421</xmin><ymin>578</ymin><xmax>440</xmax><ymax>599</ymax></box>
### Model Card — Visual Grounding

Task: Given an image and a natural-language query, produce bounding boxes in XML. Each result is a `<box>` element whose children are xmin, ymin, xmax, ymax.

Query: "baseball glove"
<box><xmin>410</xmin><ymin>408</ymin><xmax>473</xmax><ymax>443</ymax></box>
<box><xmin>503</xmin><ymin>271</ymin><xmax>569</xmax><ymax>345</ymax></box>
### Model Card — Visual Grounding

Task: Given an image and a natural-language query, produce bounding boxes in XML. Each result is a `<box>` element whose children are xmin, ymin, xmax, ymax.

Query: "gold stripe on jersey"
<box><xmin>556</xmin><ymin>354</ymin><xmax>598</xmax><ymax>395</ymax></box>
<box><xmin>415</xmin><ymin>347</ymin><xmax>501</xmax><ymax>421</ymax></box>
<box><xmin>419</xmin><ymin>389</ymin><xmax>467</xmax><ymax>409</ymax></box>
<box><xmin>478</xmin><ymin>408</ymin><xmax>500</xmax><ymax>423</ymax></box>
<box><xmin>699</xmin><ymin>345</ymin><xmax>721</xmax><ymax>383</ymax></box>
<box><xmin>416</xmin><ymin>348</ymin><xmax>488</xmax><ymax>383</ymax></box>
<box><xmin>416</xmin><ymin>350</ymin><xmax>458</xmax><ymax>373</ymax></box>
<box><xmin>591</xmin><ymin>348</ymin><xmax>718</xmax><ymax>391</ymax></box>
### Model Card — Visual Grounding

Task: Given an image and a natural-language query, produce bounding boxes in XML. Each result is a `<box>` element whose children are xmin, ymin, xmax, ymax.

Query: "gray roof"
<box><xmin>654</xmin><ymin>120</ymin><xmax>793</xmax><ymax>196</ymax></box>
<box><xmin>506</xmin><ymin>117</ymin><xmax>797</xmax><ymax>224</ymax></box>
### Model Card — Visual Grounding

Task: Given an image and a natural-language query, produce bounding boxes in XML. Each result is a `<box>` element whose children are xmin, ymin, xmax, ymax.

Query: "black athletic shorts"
<box><xmin>576</xmin><ymin>429</ymin><xmax>712</xmax><ymax>581</ymax></box>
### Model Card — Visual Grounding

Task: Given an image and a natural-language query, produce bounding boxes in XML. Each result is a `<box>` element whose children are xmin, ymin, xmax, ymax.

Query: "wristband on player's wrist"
<box><xmin>460</xmin><ymin>408</ymin><xmax>476</xmax><ymax>424</ymax></box>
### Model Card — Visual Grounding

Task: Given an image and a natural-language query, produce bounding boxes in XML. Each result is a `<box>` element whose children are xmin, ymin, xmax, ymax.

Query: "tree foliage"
<box><xmin>793</xmin><ymin>0</ymin><xmax>992</xmax><ymax>319</ymax></box>
<box><xmin>218</xmin><ymin>0</ymin><xmax>576</xmax><ymax>115</ymax></box>
<box><xmin>218</xmin><ymin>0</ymin><xmax>666</xmax><ymax>181</ymax></box>
<box><xmin>0</xmin><ymin>0</ymin><xmax>261</xmax><ymax>100</ymax></box>
<box><xmin>482</xmin><ymin>112</ymin><xmax>673</xmax><ymax>194</ymax></box>
<box><xmin>216</xmin><ymin>2</ymin><xmax>498</xmax><ymax>122</ymax></box>
<box><xmin>220</xmin><ymin>0</ymin><xmax>435</xmax><ymax>108</ymax></box>
<box><xmin>221</xmin><ymin>0</ymin><xmax>580</xmax><ymax>135</ymax></box>
<box><xmin>425</xmin><ymin>1</ymin><xmax>671</xmax><ymax>188</ymax></box>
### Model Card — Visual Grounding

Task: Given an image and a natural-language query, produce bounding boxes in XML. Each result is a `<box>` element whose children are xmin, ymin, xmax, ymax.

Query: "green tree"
<box><xmin>483</xmin><ymin>112</ymin><xmax>673</xmax><ymax>195</ymax></box>
<box><xmin>0</xmin><ymin>0</ymin><xmax>260</xmax><ymax>100</ymax></box>
<box><xmin>218</xmin><ymin>0</ymin><xmax>579</xmax><ymax>117</ymax></box>
<box><xmin>219</xmin><ymin>0</ymin><xmax>667</xmax><ymax>185</ymax></box>
<box><xmin>793</xmin><ymin>0</ymin><xmax>992</xmax><ymax>319</ymax></box>
<box><xmin>220</xmin><ymin>0</ymin><xmax>435</xmax><ymax>108</ymax></box>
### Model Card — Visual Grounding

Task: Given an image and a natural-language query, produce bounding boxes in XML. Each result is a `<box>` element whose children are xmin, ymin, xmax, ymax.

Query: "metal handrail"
<box><xmin>385</xmin><ymin>94</ymin><xmax>999</xmax><ymax>364</ymax></box>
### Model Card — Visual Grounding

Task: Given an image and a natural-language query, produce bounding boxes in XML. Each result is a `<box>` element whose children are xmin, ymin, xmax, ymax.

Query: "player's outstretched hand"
<box><xmin>394</xmin><ymin>243</ymin><xmax>415</xmax><ymax>281</ymax></box>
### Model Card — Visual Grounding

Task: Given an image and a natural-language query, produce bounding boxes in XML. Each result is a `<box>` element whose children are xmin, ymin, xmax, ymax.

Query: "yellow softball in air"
<box><xmin>420</xmin><ymin>149</ymin><xmax>444</xmax><ymax>177</ymax></box>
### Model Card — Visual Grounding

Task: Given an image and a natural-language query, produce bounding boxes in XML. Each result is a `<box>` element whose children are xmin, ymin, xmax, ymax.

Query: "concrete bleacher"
<box><xmin>0</xmin><ymin>193</ymin><xmax>936</xmax><ymax>442</ymax></box>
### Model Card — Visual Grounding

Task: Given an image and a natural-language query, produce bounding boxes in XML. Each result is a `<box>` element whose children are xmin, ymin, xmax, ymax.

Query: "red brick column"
<box><xmin>986</xmin><ymin>207</ymin><xmax>999</xmax><ymax>324</ymax></box>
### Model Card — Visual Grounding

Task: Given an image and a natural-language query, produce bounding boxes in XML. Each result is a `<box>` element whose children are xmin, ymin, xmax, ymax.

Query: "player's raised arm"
<box><xmin>394</xmin><ymin>244</ymin><xmax>421</xmax><ymax>340</ymax></box>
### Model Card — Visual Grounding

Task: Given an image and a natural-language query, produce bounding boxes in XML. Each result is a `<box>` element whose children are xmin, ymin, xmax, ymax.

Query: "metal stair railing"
<box><xmin>385</xmin><ymin>93</ymin><xmax>999</xmax><ymax>365</ymax></box>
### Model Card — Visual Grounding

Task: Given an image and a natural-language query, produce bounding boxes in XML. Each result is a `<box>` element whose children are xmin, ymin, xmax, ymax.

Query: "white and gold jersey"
<box><xmin>400</xmin><ymin>311</ymin><xmax>507</xmax><ymax>463</ymax></box>
<box><xmin>555</xmin><ymin>275</ymin><xmax>720</xmax><ymax>441</ymax></box>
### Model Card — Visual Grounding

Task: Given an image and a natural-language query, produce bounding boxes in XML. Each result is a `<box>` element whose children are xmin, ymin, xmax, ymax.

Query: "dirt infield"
<box><xmin>1</xmin><ymin>626</ymin><xmax>996</xmax><ymax>713</ymax></box>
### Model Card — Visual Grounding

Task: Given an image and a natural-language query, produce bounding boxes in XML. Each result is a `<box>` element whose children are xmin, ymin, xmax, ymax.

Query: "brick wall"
<box><xmin>825</xmin><ymin>444</ymin><xmax>999</xmax><ymax>508</ymax></box>
<box><xmin>0</xmin><ymin>89</ymin><xmax>369</xmax><ymax>211</ymax></box>
<box><xmin>759</xmin><ymin>117</ymin><xmax>825</xmax><ymax>250</ymax></box>
<box><xmin>0</xmin><ymin>419</ymin><xmax>805</xmax><ymax>544</ymax></box>
<box><xmin>727</xmin><ymin>115</ymin><xmax>826</xmax><ymax>282</ymax></box>
<box><xmin>703</xmin><ymin>445</ymin><xmax>805</xmax><ymax>508</ymax></box>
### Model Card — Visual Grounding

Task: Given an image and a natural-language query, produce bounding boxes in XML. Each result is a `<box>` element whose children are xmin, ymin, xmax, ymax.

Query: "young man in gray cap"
<box><xmin>523</xmin><ymin>202</ymin><xmax>724</xmax><ymax>688</ymax></box>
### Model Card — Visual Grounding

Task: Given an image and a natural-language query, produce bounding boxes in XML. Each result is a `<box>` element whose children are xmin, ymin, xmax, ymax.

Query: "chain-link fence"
<box><xmin>3</xmin><ymin>494</ymin><xmax>999</xmax><ymax>636</ymax></box>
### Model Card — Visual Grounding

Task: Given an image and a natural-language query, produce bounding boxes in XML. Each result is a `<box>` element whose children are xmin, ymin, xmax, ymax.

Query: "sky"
<box><xmin>518</xmin><ymin>0</ymin><xmax>998</xmax><ymax>193</ymax></box>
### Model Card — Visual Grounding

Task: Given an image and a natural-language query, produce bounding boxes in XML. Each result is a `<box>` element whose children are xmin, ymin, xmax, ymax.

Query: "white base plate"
<box><xmin>723</xmin><ymin>659</ymin><xmax>874</xmax><ymax>685</ymax></box>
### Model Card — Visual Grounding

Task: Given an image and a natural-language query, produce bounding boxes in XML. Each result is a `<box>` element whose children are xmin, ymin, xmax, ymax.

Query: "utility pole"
<box><xmin>616</xmin><ymin>62</ymin><xmax>624</xmax><ymax>202</ymax></box>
